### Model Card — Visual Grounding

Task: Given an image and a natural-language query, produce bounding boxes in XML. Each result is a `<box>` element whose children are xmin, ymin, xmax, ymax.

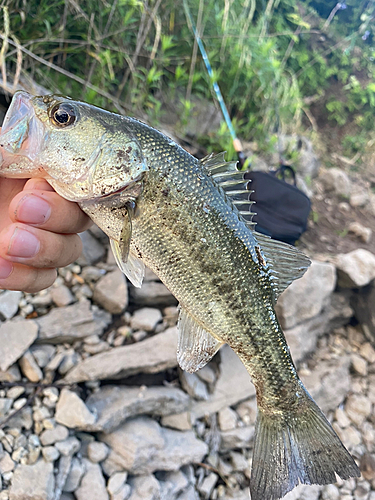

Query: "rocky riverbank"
<box><xmin>0</xmin><ymin>222</ymin><xmax>374</xmax><ymax>500</ymax></box>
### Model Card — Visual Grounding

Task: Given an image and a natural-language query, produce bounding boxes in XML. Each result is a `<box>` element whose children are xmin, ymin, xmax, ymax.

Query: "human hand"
<box><xmin>0</xmin><ymin>178</ymin><xmax>92</xmax><ymax>293</ymax></box>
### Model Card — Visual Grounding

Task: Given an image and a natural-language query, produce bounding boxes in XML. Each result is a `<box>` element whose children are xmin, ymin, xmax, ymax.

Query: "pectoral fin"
<box><xmin>177</xmin><ymin>307</ymin><xmax>223</xmax><ymax>373</ymax></box>
<box><xmin>110</xmin><ymin>239</ymin><xmax>145</xmax><ymax>288</ymax></box>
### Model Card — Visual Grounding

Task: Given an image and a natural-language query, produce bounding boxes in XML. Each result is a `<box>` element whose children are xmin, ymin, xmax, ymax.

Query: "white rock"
<box><xmin>64</xmin><ymin>327</ymin><xmax>178</xmax><ymax>384</ymax></box>
<box><xmin>9</xmin><ymin>460</ymin><xmax>54</xmax><ymax>500</ymax></box>
<box><xmin>107</xmin><ymin>472</ymin><xmax>128</xmax><ymax>495</ymax></box>
<box><xmin>63</xmin><ymin>457</ymin><xmax>85</xmax><ymax>493</ymax></box>
<box><xmin>18</xmin><ymin>350</ymin><xmax>43</xmax><ymax>382</ymax></box>
<box><xmin>335</xmin><ymin>249</ymin><xmax>375</xmax><ymax>288</ymax></box>
<box><xmin>359</xmin><ymin>343</ymin><xmax>375</xmax><ymax>363</ymax></box>
<box><xmin>85</xmin><ymin>385</ymin><xmax>189</xmax><ymax>432</ymax></box>
<box><xmin>87</xmin><ymin>441</ymin><xmax>109</xmax><ymax>463</ymax></box>
<box><xmin>320</xmin><ymin>168</ymin><xmax>350</xmax><ymax>197</ymax></box>
<box><xmin>345</xmin><ymin>394</ymin><xmax>372</xmax><ymax>426</ymax></box>
<box><xmin>50</xmin><ymin>285</ymin><xmax>75</xmax><ymax>307</ymax></box>
<box><xmin>348</xmin><ymin>222</ymin><xmax>372</xmax><ymax>243</ymax></box>
<box><xmin>36</xmin><ymin>298</ymin><xmax>111</xmax><ymax>343</ymax></box>
<box><xmin>276</xmin><ymin>260</ymin><xmax>336</xmax><ymax>330</ymax></box>
<box><xmin>55</xmin><ymin>389</ymin><xmax>96</xmax><ymax>429</ymax></box>
<box><xmin>218</xmin><ymin>407</ymin><xmax>238</xmax><ymax>431</ymax></box>
<box><xmin>0</xmin><ymin>319</ymin><xmax>38</xmax><ymax>372</ymax></box>
<box><xmin>180</xmin><ymin>371</ymin><xmax>209</xmax><ymax>400</ymax></box>
<box><xmin>351</xmin><ymin>354</ymin><xmax>368</xmax><ymax>376</ymax></box>
<box><xmin>198</xmin><ymin>472</ymin><xmax>218</xmax><ymax>498</ymax></box>
<box><xmin>130</xmin><ymin>308</ymin><xmax>162</xmax><ymax>332</ymax></box>
<box><xmin>0</xmin><ymin>291</ymin><xmax>22</xmax><ymax>320</ymax></box>
<box><xmin>322</xmin><ymin>484</ymin><xmax>340</xmax><ymax>500</ymax></box>
<box><xmin>128</xmin><ymin>475</ymin><xmax>160</xmax><ymax>500</ymax></box>
<box><xmin>93</xmin><ymin>269</ymin><xmax>128</xmax><ymax>314</ymax></box>
<box><xmin>40</xmin><ymin>425</ymin><xmax>69</xmax><ymax>446</ymax></box>
<box><xmin>161</xmin><ymin>412</ymin><xmax>192</xmax><ymax>431</ymax></box>
<box><xmin>75</xmin><ymin>459</ymin><xmax>109</xmax><ymax>500</ymax></box>
<box><xmin>100</xmin><ymin>416</ymin><xmax>208</xmax><ymax>475</ymax></box>
<box><xmin>0</xmin><ymin>452</ymin><xmax>15</xmax><ymax>473</ymax></box>
<box><xmin>190</xmin><ymin>345</ymin><xmax>255</xmax><ymax>420</ymax></box>
<box><xmin>220</xmin><ymin>426</ymin><xmax>255</xmax><ymax>451</ymax></box>
<box><xmin>54</xmin><ymin>437</ymin><xmax>81</xmax><ymax>456</ymax></box>
<box><xmin>30</xmin><ymin>345</ymin><xmax>55</xmax><ymax>369</ymax></box>
<box><xmin>41</xmin><ymin>446</ymin><xmax>60</xmax><ymax>462</ymax></box>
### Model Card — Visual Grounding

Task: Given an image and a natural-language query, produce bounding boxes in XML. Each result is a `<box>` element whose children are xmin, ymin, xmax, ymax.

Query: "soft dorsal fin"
<box><xmin>110</xmin><ymin>239</ymin><xmax>145</xmax><ymax>288</ymax></box>
<box><xmin>177</xmin><ymin>307</ymin><xmax>223</xmax><ymax>373</ymax></box>
<box><xmin>254</xmin><ymin>231</ymin><xmax>311</xmax><ymax>299</ymax></box>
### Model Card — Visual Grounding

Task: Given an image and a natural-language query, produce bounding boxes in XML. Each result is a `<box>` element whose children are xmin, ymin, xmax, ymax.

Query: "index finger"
<box><xmin>9</xmin><ymin>179</ymin><xmax>93</xmax><ymax>234</ymax></box>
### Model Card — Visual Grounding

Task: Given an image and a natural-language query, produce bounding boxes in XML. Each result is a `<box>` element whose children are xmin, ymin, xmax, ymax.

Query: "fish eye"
<box><xmin>50</xmin><ymin>103</ymin><xmax>77</xmax><ymax>127</ymax></box>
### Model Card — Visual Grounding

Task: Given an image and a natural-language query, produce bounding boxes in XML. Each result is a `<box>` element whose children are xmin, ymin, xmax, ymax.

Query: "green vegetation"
<box><xmin>0</xmin><ymin>0</ymin><xmax>374</xmax><ymax>160</ymax></box>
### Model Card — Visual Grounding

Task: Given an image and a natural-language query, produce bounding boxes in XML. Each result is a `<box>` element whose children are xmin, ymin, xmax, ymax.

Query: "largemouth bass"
<box><xmin>0</xmin><ymin>91</ymin><xmax>360</xmax><ymax>499</ymax></box>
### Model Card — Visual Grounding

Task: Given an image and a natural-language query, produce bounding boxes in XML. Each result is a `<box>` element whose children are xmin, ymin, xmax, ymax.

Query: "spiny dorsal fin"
<box><xmin>254</xmin><ymin>231</ymin><xmax>311</xmax><ymax>299</ymax></box>
<box><xmin>200</xmin><ymin>152</ymin><xmax>256</xmax><ymax>228</ymax></box>
<box><xmin>177</xmin><ymin>307</ymin><xmax>223</xmax><ymax>373</ymax></box>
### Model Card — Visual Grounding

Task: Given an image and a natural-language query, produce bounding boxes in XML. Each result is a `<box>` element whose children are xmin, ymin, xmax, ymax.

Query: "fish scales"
<box><xmin>0</xmin><ymin>92</ymin><xmax>360</xmax><ymax>500</ymax></box>
<box><xmin>128</xmin><ymin>120</ymin><xmax>298</xmax><ymax>403</ymax></box>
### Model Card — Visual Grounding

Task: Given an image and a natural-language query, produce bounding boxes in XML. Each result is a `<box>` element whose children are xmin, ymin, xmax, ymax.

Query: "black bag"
<box><xmin>244</xmin><ymin>165</ymin><xmax>311</xmax><ymax>246</ymax></box>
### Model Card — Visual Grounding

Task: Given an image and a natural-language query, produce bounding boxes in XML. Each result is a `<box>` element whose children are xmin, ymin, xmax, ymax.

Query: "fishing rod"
<box><xmin>182</xmin><ymin>0</ymin><xmax>246</xmax><ymax>167</ymax></box>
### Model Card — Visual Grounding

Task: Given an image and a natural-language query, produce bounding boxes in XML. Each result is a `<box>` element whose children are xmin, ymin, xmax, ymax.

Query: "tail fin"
<box><xmin>250</xmin><ymin>395</ymin><xmax>360</xmax><ymax>500</ymax></box>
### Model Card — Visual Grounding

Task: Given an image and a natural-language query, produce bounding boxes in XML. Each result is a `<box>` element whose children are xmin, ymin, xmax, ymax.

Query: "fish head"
<box><xmin>0</xmin><ymin>91</ymin><xmax>147</xmax><ymax>202</ymax></box>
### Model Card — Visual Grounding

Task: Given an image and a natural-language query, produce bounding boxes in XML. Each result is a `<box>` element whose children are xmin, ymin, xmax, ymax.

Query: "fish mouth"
<box><xmin>0</xmin><ymin>91</ymin><xmax>45</xmax><ymax>175</ymax></box>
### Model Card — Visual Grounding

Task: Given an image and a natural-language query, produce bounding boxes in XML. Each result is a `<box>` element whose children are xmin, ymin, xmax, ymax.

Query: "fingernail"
<box><xmin>15</xmin><ymin>194</ymin><xmax>51</xmax><ymax>225</ymax></box>
<box><xmin>0</xmin><ymin>257</ymin><xmax>13</xmax><ymax>279</ymax></box>
<box><xmin>7</xmin><ymin>228</ymin><xmax>40</xmax><ymax>258</ymax></box>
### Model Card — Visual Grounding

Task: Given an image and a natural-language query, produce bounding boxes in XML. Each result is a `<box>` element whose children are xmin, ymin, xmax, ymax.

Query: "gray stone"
<box><xmin>54</xmin><ymin>437</ymin><xmax>81</xmax><ymax>456</ymax></box>
<box><xmin>220</xmin><ymin>426</ymin><xmax>255</xmax><ymax>451</ymax></box>
<box><xmin>36</xmin><ymin>298</ymin><xmax>111</xmax><ymax>343</ymax></box>
<box><xmin>177</xmin><ymin>486</ymin><xmax>199</xmax><ymax>500</ymax></box>
<box><xmin>75</xmin><ymin>458</ymin><xmax>109</xmax><ymax>500</ymax></box>
<box><xmin>0</xmin><ymin>291</ymin><xmax>22</xmax><ymax>320</ymax></box>
<box><xmin>129</xmin><ymin>281</ymin><xmax>177</xmax><ymax>307</ymax></box>
<box><xmin>18</xmin><ymin>350</ymin><xmax>43</xmax><ymax>382</ymax></box>
<box><xmin>198</xmin><ymin>472</ymin><xmax>218</xmax><ymax>499</ymax></box>
<box><xmin>85</xmin><ymin>385</ymin><xmax>189</xmax><ymax>432</ymax></box>
<box><xmin>63</xmin><ymin>457</ymin><xmax>85</xmax><ymax>492</ymax></box>
<box><xmin>218</xmin><ymin>407</ymin><xmax>238</xmax><ymax>431</ymax></box>
<box><xmin>345</xmin><ymin>394</ymin><xmax>372</xmax><ymax>427</ymax></box>
<box><xmin>55</xmin><ymin>389</ymin><xmax>96</xmax><ymax>429</ymax></box>
<box><xmin>87</xmin><ymin>441</ymin><xmax>109</xmax><ymax>463</ymax></box>
<box><xmin>50</xmin><ymin>285</ymin><xmax>75</xmax><ymax>307</ymax></box>
<box><xmin>30</xmin><ymin>345</ymin><xmax>55</xmax><ymax>368</ymax></box>
<box><xmin>0</xmin><ymin>319</ymin><xmax>38</xmax><ymax>372</ymax></box>
<box><xmin>283</xmin><ymin>484</ymin><xmax>322</xmax><ymax>500</ymax></box>
<box><xmin>128</xmin><ymin>474</ymin><xmax>160</xmax><ymax>500</ymax></box>
<box><xmin>0</xmin><ymin>398</ymin><xmax>12</xmax><ymax>418</ymax></box>
<box><xmin>41</xmin><ymin>446</ymin><xmax>60</xmax><ymax>462</ymax></box>
<box><xmin>53</xmin><ymin>454</ymin><xmax>72</xmax><ymax>500</ymax></box>
<box><xmin>320</xmin><ymin>168</ymin><xmax>350</xmax><ymax>197</ymax></box>
<box><xmin>0</xmin><ymin>365</ymin><xmax>21</xmax><ymax>382</ymax></box>
<box><xmin>161</xmin><ymin>412</ymin><xmax>192</xmax><ymax>431</ymax></box>
<box><xmin>351</xmin><ymin>354</ymin><xmax>368</xmax><ymax>376</ymax></box>
<box><xmin>107</xmin><ymin>472</ymin><xmax>128</xmax><ymax>495</ymax></box>
<box><xmin>190</xmin><ymin>346</ymin><xmax>255</xmax><ymax>420</ymax></box>
<box><xmin>93</xmin><ymin>269</ymin><xmax>128</xmax><ymax>314</ymax></box>
<box><xmin>350</xmin><ymin>186</ymin><xmax>369</xmax><ymax>208</ymax></box>
<box><xmin>180</xmin><ymin>372</ymin><xmax>209</xmax><ymax>400</ymax></box>
<box><xmin>64</xmin><ymin>327</ymin><xmax>178</xmax><ymax>384</ymax></box>
<box><xmin>130</xmin><ymin>308</ymin><xmax>162</xmax><ymax>332</ymax></box>
<box><xmin>77</xmin><ymin>230</ymin><xmax>106</xmax><ymax>266</ymax></box>
<box><xmin>348</xmin><ymin>222</ymin><xmax>372</xmax><ymax>243</ymax></box>
<box><xmin>9</xmin><ymin>460</ymin><xmax>54</xmax><ymax>500</ymax></box>
<box><xmin>322</xmin><ymin>484</ymin><xmax>340</xmax><ymax>500</ymax></box>
<box><xmin>276</xmin><ymin>260</ymin><xmax>336</xmax><ymax>330</ymax></box>
<box><xmin>40</xmin><ymin>425</ymin><xmax>69</xmax><ymax>446</ymax></box>
<box><xmin>284</xmin><ymin>309</ymin><xmax>330</xmax><ymax>363</ymax></box>
<box><xmin>159</xmin><ymin>470</ymin><xmax>188</xmax><ymax>498</ymax></box>
<box><xmin>0</xmin><ymin>452</ymin><xmax>15</xmax><ymax>473</ymax></box>
<box><xmin>300</xmin><ymin>354</ymin><xmax>351</xmax><ymax>414</ymax></box>
<box><xmin>100</xmin><ymin>416</ymin><xmax>208</xmax><ymax>475</ymax></box>
<box><xmin>335</xmin><ymin>249</ymin><xmax>375</xmax><ymax>288</ymax></box>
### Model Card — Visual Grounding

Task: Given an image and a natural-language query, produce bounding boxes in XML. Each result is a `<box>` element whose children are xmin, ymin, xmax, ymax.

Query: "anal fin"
<box><xmin>110</xmin><ymin>238</ymin><xmax>145</xmax><ymax>288</ymax></box>
<box><xmin>177</xmin><ymin>307</ymin><xmax>223</xmax><ymax>373</ymax></box>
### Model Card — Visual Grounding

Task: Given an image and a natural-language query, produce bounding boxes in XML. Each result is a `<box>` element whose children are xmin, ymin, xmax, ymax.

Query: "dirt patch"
<box><xmin>299</xmin><ymin>194</ymin><xmax>375</xmax><ymax>255</ymax></box>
